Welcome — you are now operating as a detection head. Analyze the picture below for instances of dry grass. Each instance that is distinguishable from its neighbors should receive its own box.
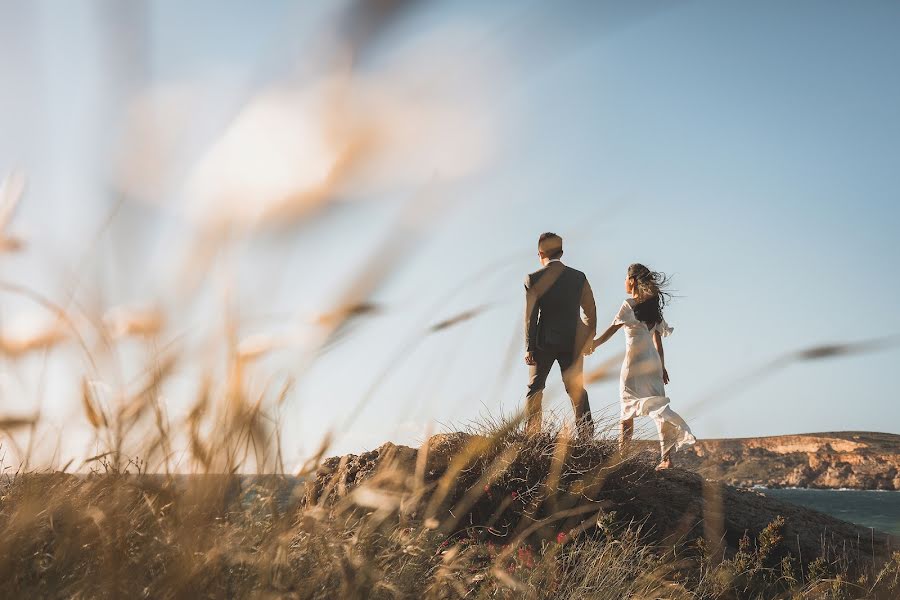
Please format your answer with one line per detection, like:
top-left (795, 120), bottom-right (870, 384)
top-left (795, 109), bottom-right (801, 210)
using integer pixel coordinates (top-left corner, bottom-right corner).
top-left (0, 465), bottom-right (895, 599)
top-left (1, 411), bottom-right (899, 598)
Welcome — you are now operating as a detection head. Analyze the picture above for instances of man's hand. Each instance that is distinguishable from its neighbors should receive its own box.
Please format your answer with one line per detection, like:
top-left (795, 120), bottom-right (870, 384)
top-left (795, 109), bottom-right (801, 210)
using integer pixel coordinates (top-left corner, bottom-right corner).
top-left (525, 352), bottom-right (536, 366)
top-left (662, 368), bottom-right (670, 385)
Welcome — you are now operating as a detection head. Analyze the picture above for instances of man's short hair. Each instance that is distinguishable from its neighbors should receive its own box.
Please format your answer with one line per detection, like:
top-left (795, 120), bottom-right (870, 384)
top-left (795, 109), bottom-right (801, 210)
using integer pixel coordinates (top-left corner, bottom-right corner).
top-left (538, 232), bottom-right (563, 259)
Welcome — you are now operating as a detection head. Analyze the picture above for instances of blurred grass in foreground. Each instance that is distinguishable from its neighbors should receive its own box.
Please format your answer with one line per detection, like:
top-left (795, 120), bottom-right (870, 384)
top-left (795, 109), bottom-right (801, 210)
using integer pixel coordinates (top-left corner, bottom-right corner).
top-left (1, 417), bottom-right (899, 598)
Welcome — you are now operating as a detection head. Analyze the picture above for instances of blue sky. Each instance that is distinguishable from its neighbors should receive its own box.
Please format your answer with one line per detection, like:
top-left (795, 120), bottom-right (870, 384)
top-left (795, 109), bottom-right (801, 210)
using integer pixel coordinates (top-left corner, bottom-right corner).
top-left (1, 1), bottom-right (898, 465)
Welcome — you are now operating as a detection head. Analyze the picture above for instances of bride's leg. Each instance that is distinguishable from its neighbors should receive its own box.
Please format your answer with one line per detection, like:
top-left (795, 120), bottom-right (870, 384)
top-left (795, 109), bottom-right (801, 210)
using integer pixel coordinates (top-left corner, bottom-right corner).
top-left (656, 420), bottom-right (675, 469)
top-left (619, 418), bottom-right (634, 453)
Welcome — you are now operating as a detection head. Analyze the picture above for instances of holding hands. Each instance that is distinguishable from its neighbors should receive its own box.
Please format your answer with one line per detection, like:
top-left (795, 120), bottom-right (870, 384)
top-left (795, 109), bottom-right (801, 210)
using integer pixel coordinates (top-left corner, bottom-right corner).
top-left (588, 323), bottom-right (671, 384)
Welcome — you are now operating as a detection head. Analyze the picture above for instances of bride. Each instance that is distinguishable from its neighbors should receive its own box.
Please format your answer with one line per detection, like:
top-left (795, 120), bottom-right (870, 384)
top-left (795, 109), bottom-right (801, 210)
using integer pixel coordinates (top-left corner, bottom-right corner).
top-left (591, 263), bottom-right (695, 469)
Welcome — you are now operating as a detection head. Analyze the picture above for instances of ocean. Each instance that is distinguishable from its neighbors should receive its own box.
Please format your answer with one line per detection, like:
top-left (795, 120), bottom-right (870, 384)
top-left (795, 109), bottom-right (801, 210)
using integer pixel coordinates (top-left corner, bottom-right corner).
top-left (761, 488), bottom-right (900, 536)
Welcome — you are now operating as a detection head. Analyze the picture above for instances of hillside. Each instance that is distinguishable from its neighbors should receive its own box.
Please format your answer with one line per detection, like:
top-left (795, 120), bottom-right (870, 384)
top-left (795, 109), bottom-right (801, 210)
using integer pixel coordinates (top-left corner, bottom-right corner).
top-left (4, 430), bottom-right (900, 598)
top-left (677, 431), bottom-right (900, 489)
top-left (306, 431), bottom-right (896, 565)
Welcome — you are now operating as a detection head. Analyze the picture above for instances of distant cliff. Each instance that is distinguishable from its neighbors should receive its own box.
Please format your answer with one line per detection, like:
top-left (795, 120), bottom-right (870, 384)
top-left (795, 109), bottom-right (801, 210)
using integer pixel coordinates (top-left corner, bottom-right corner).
top-left (678, 432), bottom-right (900, 489)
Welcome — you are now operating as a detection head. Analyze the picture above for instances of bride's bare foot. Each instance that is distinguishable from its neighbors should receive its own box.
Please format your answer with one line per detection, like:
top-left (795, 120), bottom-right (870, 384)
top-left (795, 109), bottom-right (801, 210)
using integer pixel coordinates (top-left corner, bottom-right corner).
top-left (655, 458), bottom-right (673, 471)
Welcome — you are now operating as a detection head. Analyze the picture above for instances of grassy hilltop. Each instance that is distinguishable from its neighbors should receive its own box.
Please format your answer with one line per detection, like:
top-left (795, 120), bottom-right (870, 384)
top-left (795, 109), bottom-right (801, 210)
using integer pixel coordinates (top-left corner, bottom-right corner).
top-left (2, 424), bottom-right (899, 599)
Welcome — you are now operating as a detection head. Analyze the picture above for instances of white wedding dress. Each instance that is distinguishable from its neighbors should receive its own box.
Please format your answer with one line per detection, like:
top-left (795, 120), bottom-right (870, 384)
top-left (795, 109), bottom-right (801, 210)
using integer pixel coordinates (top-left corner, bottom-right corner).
top-left (614, 298), bottom-right (696, 452)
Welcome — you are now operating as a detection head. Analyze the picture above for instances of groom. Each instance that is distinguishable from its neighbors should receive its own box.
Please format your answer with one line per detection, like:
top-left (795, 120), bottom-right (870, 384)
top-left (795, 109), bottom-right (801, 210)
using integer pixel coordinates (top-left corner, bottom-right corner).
top-left (524, 232), bottom-right (596, 438)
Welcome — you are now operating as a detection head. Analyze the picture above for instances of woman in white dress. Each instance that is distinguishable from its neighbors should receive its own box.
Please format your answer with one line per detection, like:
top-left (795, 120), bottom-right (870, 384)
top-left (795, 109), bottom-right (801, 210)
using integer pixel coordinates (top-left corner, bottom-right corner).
top-left (591, 264), bottom-right (695, 469)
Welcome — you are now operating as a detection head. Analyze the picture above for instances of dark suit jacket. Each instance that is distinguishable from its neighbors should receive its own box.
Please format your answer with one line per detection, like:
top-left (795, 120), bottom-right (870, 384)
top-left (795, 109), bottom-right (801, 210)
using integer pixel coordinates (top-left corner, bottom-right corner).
top-left (524, 261), bottom-right (597, 355)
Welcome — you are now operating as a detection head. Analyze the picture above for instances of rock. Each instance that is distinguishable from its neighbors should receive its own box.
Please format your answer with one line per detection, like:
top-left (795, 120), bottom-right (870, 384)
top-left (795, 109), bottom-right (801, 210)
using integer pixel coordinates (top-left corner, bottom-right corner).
top-left (303, 431), bottom-right (897, 569)
top-left (678, 432), bottom-right (900, 490)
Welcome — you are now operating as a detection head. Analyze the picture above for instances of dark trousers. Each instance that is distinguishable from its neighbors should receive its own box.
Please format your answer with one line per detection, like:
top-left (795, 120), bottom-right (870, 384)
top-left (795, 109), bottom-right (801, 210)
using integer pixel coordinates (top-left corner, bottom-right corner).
top-left (526, 349), bottom-right (593, 438)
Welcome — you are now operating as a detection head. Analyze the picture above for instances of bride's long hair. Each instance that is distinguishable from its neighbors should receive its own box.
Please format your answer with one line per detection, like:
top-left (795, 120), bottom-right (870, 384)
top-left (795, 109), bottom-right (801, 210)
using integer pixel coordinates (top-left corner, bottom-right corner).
top-left (628, 263), bottom-right (672, 328)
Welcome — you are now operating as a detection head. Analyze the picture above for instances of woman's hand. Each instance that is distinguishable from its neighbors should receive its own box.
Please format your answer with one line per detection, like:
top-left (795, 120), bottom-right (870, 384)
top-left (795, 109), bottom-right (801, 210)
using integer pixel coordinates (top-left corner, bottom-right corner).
top-left (653, 332), bottom-right (668, 385)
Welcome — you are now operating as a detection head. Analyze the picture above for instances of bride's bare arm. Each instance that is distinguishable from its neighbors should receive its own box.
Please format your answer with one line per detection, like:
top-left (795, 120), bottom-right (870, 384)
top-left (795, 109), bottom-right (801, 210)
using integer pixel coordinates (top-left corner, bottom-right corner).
top-left (592, 323), bottom-right (623, 350)
top-left (652, 330), bottom-right (670, 384)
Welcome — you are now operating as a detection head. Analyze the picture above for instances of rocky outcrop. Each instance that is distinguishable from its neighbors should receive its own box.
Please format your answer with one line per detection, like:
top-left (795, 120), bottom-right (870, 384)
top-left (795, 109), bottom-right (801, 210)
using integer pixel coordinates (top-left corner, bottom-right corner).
top-left (304, 431), bottom-right (896, 568)
top-left (677, 432), bottom-right (900, 489)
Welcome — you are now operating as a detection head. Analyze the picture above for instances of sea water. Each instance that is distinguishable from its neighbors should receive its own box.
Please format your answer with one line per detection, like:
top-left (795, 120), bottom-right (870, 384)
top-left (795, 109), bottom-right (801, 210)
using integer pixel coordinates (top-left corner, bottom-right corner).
top-left (761, 488), bottom-right (900, 536)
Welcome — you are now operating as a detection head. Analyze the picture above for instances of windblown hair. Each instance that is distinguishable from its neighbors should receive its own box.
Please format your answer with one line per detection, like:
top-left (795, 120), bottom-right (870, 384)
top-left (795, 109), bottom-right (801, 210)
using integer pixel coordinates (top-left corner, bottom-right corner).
top-left (538, 232), bottom-right (563, 259)
top-left (628, 263), bottom-right (672, 328)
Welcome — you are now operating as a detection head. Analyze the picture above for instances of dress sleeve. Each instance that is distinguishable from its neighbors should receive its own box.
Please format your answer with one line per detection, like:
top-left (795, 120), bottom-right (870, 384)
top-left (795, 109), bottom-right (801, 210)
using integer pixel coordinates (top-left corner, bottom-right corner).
top-left (612, 301), bottom-right (636, 326)
top-left (655, 318), bottom-right (674, 337)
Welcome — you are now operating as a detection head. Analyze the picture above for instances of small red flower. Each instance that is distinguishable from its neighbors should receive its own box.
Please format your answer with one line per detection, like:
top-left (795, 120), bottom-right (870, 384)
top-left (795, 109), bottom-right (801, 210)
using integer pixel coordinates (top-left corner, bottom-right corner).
top-left (556, 532), bottom-right (567, 544)
top-left (511, 491), bottom-right (518, 500)
top-left (517, 545), bottom-right (536, 568)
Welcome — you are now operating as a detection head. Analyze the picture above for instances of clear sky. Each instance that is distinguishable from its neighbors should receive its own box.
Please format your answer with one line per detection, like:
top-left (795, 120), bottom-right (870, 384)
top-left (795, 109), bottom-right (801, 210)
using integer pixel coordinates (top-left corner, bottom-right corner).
top-left (1, 1), bottom-right (899, 466)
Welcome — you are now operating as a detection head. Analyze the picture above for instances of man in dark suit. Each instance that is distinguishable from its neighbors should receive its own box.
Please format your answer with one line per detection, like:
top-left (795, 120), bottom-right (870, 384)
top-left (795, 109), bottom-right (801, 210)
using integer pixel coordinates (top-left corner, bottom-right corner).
top-left (524, 232), bottom-right (596, 438)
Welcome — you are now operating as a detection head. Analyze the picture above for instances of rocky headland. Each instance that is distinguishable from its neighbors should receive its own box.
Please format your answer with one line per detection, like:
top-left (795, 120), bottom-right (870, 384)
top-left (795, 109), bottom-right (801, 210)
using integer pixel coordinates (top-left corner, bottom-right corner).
top-left (676, 431), bottom-right (900, 489)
